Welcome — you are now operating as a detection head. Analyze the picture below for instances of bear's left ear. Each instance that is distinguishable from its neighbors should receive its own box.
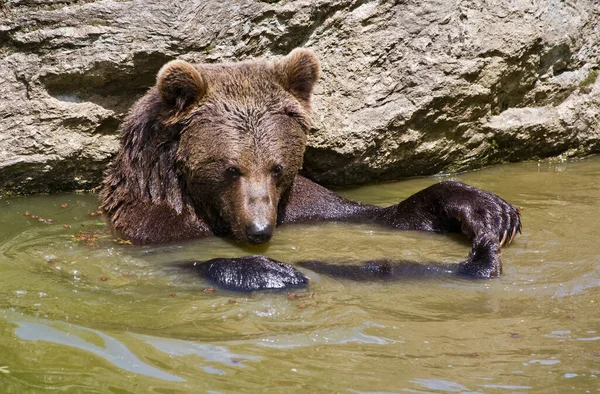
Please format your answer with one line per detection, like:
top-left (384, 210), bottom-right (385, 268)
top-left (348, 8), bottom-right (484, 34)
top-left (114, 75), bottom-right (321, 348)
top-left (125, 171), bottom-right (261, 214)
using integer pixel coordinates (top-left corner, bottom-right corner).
top-left (157, 60), bottom-right (206, 112)
top-left (276, 48), bottom-right (320, 104)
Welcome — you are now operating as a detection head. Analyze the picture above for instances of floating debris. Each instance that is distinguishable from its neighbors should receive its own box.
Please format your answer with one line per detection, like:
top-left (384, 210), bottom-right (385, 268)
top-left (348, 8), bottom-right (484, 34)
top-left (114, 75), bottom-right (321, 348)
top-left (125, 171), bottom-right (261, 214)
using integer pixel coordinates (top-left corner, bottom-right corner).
top-left (287, 292), bottom-right (314, 300)
top-left (290, 292), bottom-right (317, 308)
top-left (90, 209), bottom-right (103, 217)
top-left (72, 229), bottom-right (109, 248)
top-left (23, 211), bottom-right (54, 224)
top-left (297, 303), bottom-right (317, 309)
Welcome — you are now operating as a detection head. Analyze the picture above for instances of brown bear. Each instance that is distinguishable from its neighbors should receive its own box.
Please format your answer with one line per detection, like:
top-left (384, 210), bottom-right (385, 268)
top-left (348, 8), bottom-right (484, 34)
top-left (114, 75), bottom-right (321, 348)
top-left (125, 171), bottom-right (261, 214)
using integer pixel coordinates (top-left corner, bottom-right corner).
top-left (101, 49), bottom-right (521, 291)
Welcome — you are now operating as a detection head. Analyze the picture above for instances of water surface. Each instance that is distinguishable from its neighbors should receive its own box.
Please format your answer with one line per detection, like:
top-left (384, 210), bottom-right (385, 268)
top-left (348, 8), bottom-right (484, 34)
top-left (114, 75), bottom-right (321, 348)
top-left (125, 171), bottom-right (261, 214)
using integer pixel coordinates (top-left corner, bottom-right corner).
top-left (0, 157), bottom-right (599, 393)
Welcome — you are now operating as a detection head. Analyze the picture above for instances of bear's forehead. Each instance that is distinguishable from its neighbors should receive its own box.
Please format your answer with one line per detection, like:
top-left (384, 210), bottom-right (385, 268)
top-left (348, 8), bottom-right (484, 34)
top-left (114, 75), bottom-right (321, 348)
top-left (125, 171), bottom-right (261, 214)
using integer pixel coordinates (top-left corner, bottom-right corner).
top-left (184, 116), bottom-right (299, 150)
top-left (181, 130), bottom-right (301, 171)
top-left (194, 100), bottom-right (287, 133)
top-left (176, 60), bottom-right (308, 163)
top-left (201, 62), bottom-right (285, 98)
top-left (180, 110), bottom-right (305, 167)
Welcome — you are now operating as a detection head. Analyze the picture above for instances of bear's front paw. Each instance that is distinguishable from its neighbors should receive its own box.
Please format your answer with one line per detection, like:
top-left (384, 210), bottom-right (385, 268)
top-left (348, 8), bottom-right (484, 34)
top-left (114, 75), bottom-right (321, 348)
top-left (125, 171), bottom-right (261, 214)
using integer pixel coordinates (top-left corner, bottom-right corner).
top-left (439, 181), bottom-right (522, 246)
top-left (199, 255), bottom-right (309, 292)
top-left (457, 235), bottom-right (502, 278)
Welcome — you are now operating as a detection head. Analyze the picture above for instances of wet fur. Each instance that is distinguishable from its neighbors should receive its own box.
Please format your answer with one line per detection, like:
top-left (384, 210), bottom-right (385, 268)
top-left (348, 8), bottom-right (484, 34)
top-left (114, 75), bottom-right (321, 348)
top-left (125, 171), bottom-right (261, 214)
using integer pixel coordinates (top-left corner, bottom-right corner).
top-left (101, 50), bottom-right (521, 291)
top-left (101, 52), bottom-right (315, 243)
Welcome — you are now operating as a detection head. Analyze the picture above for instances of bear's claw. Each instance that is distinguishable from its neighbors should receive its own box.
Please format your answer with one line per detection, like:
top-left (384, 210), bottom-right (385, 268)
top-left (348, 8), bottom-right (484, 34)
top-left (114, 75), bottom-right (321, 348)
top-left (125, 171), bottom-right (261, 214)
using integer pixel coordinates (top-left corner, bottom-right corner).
top-left (437, 180), bottom-right (522, 248)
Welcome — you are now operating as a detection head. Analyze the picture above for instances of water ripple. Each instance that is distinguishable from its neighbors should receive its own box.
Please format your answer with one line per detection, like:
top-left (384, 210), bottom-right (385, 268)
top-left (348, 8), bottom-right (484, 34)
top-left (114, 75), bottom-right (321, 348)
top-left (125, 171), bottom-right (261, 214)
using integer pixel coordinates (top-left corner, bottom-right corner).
top-left (13, 320), bottom-right (184, 382)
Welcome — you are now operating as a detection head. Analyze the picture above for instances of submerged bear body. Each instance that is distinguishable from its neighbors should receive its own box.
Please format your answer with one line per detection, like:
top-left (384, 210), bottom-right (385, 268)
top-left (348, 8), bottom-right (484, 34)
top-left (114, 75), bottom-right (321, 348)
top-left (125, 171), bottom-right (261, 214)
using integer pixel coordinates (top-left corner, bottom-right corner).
top-left (101, 50), bottom-right (521, 291)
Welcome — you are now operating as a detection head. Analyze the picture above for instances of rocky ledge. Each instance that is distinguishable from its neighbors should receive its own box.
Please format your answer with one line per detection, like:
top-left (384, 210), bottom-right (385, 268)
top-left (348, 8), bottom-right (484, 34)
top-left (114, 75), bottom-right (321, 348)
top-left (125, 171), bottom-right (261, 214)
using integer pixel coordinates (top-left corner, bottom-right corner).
top-left (0, 0), bottom-right (598, 193)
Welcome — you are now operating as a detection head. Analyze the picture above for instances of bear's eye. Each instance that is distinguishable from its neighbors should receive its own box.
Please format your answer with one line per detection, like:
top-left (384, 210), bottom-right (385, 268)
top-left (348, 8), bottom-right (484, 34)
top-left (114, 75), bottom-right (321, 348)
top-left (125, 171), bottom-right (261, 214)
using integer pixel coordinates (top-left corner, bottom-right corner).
top-left (284, 109), bottom-right (301, 119)
top-left (280, 108), bottom-right (304, 125)
top-left (270, 164), bottom-right (284, 179)
top-left (225, 166), bottom-right (241, 180)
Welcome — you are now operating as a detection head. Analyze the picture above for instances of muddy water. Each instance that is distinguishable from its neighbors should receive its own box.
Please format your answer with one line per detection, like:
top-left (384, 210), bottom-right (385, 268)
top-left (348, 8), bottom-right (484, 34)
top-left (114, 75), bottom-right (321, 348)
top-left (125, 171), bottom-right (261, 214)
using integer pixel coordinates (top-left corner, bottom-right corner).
top-left (0, 157), bottom-right (599, 393)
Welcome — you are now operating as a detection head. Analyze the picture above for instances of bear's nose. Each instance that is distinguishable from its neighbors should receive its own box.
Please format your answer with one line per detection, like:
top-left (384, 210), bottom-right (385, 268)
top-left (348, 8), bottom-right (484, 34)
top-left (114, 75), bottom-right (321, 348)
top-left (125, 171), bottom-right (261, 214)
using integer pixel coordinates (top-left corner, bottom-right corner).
top-left (245, 223), bottom-right (274, 245)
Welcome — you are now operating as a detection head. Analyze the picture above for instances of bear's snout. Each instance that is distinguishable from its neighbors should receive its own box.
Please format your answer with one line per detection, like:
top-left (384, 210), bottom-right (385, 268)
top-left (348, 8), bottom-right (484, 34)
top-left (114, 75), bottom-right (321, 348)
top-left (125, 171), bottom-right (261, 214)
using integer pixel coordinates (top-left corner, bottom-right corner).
top-left (231, 174), bottom-right (279, 245)
top-left (245, 222), bottom-right (274, 245)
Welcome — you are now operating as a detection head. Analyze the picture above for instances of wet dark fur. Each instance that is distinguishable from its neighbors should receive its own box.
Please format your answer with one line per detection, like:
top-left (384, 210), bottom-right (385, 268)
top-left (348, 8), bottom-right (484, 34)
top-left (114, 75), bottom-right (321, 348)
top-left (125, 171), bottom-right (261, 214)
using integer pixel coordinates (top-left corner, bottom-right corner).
top-left (179, 256), bottom-right (309, 292)
top-left (101, 52), bottom-right (314, 244)
top-left (101, 49), bottom-right (521, 291)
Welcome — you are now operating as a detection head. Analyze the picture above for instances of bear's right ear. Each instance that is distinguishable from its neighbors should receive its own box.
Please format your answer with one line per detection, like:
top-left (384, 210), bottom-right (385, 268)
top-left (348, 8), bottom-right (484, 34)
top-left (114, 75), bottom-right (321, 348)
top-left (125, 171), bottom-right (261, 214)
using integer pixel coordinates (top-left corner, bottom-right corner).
top-left (276, 48), bottom-right (320, 104)
top-left (157, 60), bottom-right (206, 112)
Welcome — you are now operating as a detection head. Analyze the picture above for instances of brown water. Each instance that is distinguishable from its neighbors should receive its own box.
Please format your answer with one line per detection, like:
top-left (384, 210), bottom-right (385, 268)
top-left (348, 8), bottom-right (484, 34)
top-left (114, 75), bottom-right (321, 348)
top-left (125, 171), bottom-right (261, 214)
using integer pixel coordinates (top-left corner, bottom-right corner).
top-left (0, 157), bottom-right (599, 393)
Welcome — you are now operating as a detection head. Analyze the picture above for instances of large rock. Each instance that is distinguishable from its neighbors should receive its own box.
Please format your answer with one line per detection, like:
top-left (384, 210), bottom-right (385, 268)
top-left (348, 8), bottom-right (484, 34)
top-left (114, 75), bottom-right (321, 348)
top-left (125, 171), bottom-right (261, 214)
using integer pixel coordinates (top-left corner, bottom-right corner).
top-left (1, 0), bottom-right (598, 193)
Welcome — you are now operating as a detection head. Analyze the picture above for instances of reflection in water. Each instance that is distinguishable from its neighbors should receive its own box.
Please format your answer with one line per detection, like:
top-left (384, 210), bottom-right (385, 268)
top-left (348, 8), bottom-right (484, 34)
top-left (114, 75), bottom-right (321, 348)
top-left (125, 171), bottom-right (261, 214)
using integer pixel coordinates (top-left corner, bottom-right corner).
top-left (10, 314), bottom-right (264, 382)
top-left (411, 379), bottom-right (534, 392)
top-left (0, 157), bottom-right (599, 392)
top-left (13, 319), bottom-right (185, 382)
top-left (552, 267), bottom-right (600, 298)
top-left (480, 384), bottom-right (532, 390)
top-left (249, 323), bottom-right (392, 349)
top-left (528, 359), bottom-right (560, 365)
top-left (134, 333), bottom-right (260, 366)
top-left (203, 366), bottom-right (226, 375)
top-left (410, 378), bottom-right (471, 392)
top-left (577, 336), bottom-right (600, 341)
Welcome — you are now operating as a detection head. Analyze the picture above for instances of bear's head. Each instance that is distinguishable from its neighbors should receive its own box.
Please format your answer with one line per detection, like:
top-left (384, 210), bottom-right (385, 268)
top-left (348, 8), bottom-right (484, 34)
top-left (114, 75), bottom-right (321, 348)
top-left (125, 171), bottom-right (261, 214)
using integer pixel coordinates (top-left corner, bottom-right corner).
top-left (156, 49), bottom-right (320, 245)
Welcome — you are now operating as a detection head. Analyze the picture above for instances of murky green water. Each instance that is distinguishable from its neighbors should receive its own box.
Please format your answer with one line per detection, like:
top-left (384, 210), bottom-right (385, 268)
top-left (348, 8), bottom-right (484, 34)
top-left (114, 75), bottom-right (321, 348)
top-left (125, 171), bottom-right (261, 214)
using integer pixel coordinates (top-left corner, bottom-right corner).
top-left (0, 157), bottom-right (599, 393)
